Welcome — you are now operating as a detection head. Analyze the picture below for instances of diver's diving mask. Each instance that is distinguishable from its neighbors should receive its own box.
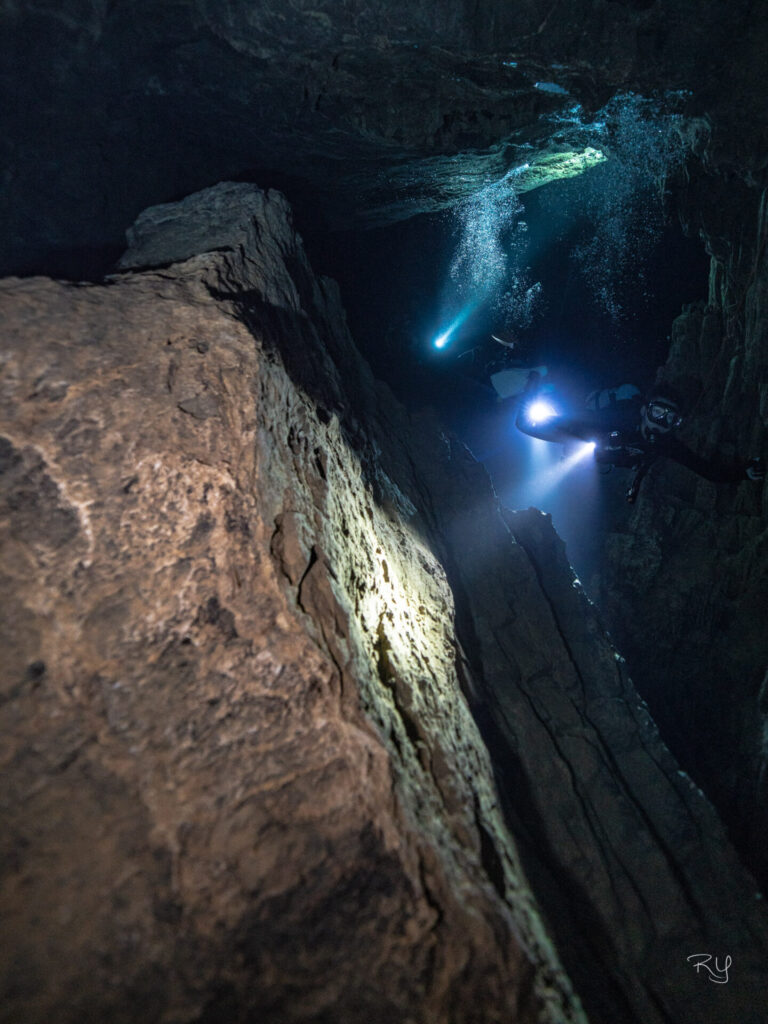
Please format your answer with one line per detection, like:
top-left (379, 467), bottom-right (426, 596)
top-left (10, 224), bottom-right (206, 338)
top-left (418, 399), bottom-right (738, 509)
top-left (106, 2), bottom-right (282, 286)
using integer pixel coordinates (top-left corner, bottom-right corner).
top-left (642, 399), bottom-right (682, 435)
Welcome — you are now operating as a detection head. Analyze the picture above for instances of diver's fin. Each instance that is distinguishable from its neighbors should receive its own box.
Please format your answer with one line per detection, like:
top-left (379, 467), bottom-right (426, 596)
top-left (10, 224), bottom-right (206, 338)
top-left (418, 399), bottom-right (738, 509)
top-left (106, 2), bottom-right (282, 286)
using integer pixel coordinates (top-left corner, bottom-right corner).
top-left (491, 332), bottom-right (516, 349)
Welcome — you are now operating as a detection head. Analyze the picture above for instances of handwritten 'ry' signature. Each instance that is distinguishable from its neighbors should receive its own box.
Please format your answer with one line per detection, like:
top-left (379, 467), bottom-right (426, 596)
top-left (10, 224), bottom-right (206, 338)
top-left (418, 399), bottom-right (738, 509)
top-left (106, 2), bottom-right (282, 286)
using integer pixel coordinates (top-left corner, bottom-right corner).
top-left (687, 954), bottom-right (732, 984)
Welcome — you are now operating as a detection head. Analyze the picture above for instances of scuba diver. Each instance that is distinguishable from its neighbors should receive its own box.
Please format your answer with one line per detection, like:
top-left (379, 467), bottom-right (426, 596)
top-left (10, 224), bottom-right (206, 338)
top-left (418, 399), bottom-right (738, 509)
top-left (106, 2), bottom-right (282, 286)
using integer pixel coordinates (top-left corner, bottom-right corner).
top-left (515, 374), bottom-right (765, 503)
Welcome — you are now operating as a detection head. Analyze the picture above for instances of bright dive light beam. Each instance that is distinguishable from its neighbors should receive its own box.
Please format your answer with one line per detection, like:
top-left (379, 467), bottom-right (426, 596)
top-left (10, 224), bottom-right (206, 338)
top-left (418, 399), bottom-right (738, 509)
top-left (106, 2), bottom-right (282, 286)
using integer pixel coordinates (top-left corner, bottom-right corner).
top-left (528, 441), bottom-right (596, 500)
top-left (565, 440), bottom-right (597, 463)
top-left (527, 399), bottom-right (558, 424)
top-left (432, 304), bottom-right (476, 349)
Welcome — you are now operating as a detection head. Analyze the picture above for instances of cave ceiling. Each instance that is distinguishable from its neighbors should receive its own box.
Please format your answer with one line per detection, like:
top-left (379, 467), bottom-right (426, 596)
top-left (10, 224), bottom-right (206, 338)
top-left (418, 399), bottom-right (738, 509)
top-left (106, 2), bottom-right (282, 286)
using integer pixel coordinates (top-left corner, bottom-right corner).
top-left (1, 0), bottom-right (767, 277)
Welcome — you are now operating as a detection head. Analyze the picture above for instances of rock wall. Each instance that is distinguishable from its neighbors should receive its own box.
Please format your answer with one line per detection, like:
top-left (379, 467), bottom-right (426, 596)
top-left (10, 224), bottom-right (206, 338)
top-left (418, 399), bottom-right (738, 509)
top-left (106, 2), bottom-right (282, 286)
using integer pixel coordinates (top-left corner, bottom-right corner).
top-left (595, 177), bottom-right (768, 888)
top-left (0, 184), bottom-right (582, 1024)
top-left (2, 0), bottom-right (766, 275)
top-left (3, 183), bottom-right (768, 1024)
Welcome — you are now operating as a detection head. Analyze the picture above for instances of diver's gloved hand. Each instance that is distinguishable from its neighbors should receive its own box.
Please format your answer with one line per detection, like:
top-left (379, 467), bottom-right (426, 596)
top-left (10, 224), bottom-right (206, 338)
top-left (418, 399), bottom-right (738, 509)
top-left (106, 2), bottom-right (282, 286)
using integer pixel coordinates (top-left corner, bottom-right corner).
top-left (746, 457), bottom-right (765, 481)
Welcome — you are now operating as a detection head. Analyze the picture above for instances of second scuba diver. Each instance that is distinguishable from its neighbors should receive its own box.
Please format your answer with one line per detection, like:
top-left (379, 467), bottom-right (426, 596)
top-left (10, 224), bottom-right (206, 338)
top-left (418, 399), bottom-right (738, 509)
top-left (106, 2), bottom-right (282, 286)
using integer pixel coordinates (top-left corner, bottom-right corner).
top-left (515, 374), bottom-right (765, 503)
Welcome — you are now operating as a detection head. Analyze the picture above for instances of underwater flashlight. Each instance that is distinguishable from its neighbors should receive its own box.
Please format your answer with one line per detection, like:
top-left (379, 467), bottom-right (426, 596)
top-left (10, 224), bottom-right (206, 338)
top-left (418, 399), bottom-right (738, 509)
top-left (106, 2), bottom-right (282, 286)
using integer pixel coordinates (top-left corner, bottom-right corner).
top-left (432, 303), bottom-right (477, 350)
top-left (527, 399), bottom-right (558, 425)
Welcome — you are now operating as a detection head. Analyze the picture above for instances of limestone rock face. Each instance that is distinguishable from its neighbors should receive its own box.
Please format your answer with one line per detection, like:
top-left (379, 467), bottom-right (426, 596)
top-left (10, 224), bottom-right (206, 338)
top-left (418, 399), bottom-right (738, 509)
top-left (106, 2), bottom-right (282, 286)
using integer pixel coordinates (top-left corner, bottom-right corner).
top-left (3, 182), bottom-right (768, 1024)
top-left (0, 184), bottom-right (580, 1024)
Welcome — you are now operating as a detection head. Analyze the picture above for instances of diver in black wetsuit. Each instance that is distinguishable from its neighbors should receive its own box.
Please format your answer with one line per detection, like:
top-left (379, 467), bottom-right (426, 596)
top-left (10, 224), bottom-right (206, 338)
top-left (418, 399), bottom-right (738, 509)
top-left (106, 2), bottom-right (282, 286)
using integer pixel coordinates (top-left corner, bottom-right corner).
top-left (516, 380), bottom-right (765, 503)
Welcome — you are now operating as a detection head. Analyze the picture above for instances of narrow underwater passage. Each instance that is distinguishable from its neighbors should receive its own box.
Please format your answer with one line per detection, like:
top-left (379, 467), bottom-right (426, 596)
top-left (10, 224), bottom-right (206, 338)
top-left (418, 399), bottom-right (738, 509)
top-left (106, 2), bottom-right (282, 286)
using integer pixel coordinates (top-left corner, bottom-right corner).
top-left (457, 404), bottom-right (615, 587)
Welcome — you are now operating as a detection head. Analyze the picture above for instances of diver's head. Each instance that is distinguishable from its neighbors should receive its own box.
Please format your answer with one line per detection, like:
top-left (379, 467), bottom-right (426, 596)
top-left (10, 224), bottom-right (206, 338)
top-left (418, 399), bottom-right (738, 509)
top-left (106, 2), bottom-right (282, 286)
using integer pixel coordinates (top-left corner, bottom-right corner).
top-left (640, 394), bottom-right (683, 439)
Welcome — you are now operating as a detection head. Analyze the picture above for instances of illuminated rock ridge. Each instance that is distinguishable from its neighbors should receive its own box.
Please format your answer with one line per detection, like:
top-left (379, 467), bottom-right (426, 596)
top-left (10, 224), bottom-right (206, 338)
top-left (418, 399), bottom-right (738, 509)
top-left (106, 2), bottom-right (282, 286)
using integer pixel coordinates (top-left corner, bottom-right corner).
top-left (2, 183), bottom-right (768, 1024)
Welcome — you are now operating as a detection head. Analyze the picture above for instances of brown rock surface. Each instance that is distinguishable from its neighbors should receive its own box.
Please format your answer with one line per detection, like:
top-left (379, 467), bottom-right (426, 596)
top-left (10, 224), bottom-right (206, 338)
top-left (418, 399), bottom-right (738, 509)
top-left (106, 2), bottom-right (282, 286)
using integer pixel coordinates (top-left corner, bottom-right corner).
top-left (3, 182), bottom-right (768, 1024)
top-left (0, 185), bottom-right (580, 1024)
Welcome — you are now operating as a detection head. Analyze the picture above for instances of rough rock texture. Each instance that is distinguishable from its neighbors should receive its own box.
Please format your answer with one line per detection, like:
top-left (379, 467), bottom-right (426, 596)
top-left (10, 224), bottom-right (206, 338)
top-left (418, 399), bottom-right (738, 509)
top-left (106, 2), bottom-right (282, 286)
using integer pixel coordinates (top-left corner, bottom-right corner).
top-left (3, 183), bottom-right (768, 1024)
top-left (0, 184), bottom-right (582, 1024)
top-left (397, 419), bottom-right (768, 1023)
top-left (2, 0), bottom-right (767, 275)
top-left (595, 183), bottom-right (768, 888)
